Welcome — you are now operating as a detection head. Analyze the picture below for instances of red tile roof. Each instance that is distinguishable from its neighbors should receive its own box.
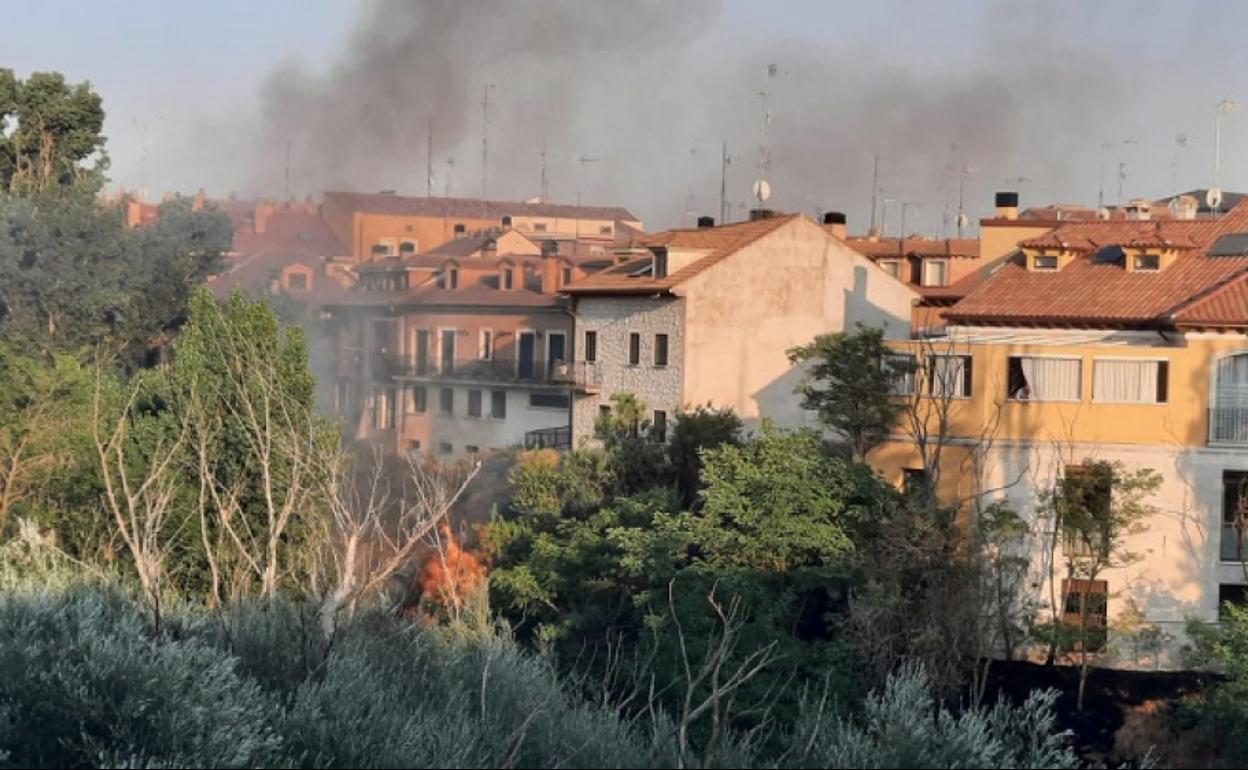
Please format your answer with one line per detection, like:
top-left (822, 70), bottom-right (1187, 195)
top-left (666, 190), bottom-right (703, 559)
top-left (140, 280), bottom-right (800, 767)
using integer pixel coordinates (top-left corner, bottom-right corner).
top-left (322, 191), bottom-right (639, 224)
top-left (562, 214), bottom-right (800, 295)
top-left (946, 201), bottom-right (1248, 327)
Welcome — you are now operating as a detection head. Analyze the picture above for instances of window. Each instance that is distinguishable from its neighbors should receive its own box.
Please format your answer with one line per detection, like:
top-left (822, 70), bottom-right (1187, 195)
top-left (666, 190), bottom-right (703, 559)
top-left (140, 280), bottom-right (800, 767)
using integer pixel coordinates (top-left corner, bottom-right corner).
top-left (534, 222), bottom-right (547, 232)
top-left (468, 389), bottom-right (482, 417)
top-left (584, 331), bottom-right (598, 362)
top-left (1134, 253), bottom-right (1161, 271)
top-left (287, 272), bottom-right (309, 291)
top-left (466, 444), bottom-right (480, 454)
top-left (408, 439), bottom-right (421, 451)
top-left (629, 333), bottom-right (641, 365)
top-left (928, 355), bottom-right (972, 398)
top-left (530, 392), bottom-right (571, 409)
top-left (654, 334), bottom-right (669, 367)
top-left (1092, 359), bottom-right (1168, 404)
top-left (880, 260), bottom-right (902, 279)
top-left (885, 353), bottom-right (917, 395)
top-left (653, 250), bottom-right (668, 279)
top-left (1033, 254), bottom-right (1059, 270)
top-left (373, 387), bottom-right (396, 430)
top-left (902, 468), bottom-right (928, 496)
top-left (448, 268), bottom-right (459, 289)
top-left (653, 410), bottom-right (667, 442)
top-left (440, 387), bottom-right (454, 415)
top-left (439, 442), bottom-right (453, 455)
top-left (1221, 584), bottom-right (1248, 620)
top-left (922, 259), bottom-right (948, 287)
top-left (596, 404), bottom-right (611, 436)
top-left (1061, 579), bottom-right (1108, 651)
top-left (479, 330), bottom-right (494, 361)
top-left (1062, 465), bottom-right (1112, 558)
top-left (562, 266), bottom-right (573, 286)
top-left (501, 268), bottom-right (513, 290)
top-left (599, 224), bottom-right (612, 235)
top-left (1007, 356), bottom-right (1081, 401)
top-left (410, 385), bottom-right (427, 413)
top-left (491, 390), bottom-right (507, 419)
top-left (1222, 471), bottom-right (1248, 561)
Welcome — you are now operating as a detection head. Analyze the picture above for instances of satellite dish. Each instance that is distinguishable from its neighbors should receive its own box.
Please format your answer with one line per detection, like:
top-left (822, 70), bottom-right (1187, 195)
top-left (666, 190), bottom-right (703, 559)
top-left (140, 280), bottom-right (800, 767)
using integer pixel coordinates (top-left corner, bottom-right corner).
top-left (955, 213), bottom-right (970, 229)
top-left (1208, 187), bottom-right (1224, 210)
top-left (752, 179), bottom-right (772, 202)
top-left (1097, 207), bottom-right (1111, 220)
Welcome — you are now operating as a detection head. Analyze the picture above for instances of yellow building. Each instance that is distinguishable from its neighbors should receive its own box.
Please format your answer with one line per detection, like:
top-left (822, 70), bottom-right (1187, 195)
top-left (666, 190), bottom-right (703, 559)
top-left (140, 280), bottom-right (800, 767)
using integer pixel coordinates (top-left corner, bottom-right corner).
top-left (871, 195), bottom-right (1248, 667)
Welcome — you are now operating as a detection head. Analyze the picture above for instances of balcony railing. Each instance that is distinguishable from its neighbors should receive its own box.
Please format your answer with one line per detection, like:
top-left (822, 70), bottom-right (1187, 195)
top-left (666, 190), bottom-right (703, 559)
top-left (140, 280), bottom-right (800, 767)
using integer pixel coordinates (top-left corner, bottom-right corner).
top-left (1209, 407), bottom-right (1248, 444)
top-left (551, 361), bottom-right (602, 393)
top-left (525, 425), bottom-right (571, 450)
top-left (372, 354), bottom-right (569, 384)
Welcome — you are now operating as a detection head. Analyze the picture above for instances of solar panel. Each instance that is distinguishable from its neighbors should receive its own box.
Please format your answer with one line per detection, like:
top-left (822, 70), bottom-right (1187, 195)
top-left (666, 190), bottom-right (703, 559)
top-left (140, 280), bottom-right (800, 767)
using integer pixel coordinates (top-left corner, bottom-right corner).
top-left (1209, 233), bottom-right (1248, 257)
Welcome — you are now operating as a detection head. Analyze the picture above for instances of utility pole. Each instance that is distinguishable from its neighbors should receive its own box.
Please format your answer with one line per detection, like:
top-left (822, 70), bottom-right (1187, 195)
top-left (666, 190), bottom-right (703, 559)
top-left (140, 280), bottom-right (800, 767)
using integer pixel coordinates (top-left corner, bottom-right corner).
top-left (427, 117), bottom-right (434, 197)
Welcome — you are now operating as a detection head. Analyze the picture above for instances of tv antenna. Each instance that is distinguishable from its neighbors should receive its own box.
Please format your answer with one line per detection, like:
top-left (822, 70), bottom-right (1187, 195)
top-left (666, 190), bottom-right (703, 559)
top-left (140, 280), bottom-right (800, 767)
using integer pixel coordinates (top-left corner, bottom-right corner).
top-left (426, 117), bottom-right (435, 197)
top-left (1215, 99), bottom-right (1243, 188)
top-left (538, 138), bottom-right (550, 201)
top-left (444, 157), bottom-right (457, 198)
top-left (1171, 132), bottom-right (1190, 191)
top-left (899, 201), bottom-right (920, 240)
top-left (1097, 139), bottom-right (1114, 209)
top-left (576, 153), bottom-right (601, 233)
top-left (481, 83), bottom-right (495, 200)
top-left (869, 153), bottom-right (881, 234)
top-left (1116, 139), bottom-right (1137, 205)
top-left (720, 141), bottom-right (739, 223)
top-left (880, 195), bottom-right (897, 237)
top-left (686, 147), bottom-right (700, 225)
top-left (754, 62), bottom-right (781, 205)
top-left (1208, 186), bottom-right (1225, 213)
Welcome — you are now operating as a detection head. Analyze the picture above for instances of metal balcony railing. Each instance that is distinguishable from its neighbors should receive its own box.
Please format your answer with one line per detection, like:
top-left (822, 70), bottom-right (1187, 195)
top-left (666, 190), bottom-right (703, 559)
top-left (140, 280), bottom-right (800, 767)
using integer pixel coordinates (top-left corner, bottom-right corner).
top-left (1209, 407), bottom-right (1248, 445)
top-left (551, 361), bottom-right (602, 392)
top-left (372, 354), bottom-right (568, 384)
top-left (525, 425), bottom-right (571, 450)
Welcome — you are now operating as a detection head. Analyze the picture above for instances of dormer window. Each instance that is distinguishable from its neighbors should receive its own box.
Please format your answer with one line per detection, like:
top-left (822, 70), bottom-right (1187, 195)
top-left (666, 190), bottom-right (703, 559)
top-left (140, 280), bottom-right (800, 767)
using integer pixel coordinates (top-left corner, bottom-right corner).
top-left (653, 248), bottom-right (668, 279)
top-left (1134, 253), bottom-right (1161, 271)
top-left (880, 259), bottom-right (902, 279)
top-left (922, 259), bottom-right (948, 287)
top-left (448, 268), bottom-right (459, 289)
top-left (534, 222), bottom-right (547, 232)
top-left (1033, 254), bottom-right (1059, 271)
top-left (501, 267), bottom-right (514, 290)
top-left (562, 265), bottom-right (573, 286)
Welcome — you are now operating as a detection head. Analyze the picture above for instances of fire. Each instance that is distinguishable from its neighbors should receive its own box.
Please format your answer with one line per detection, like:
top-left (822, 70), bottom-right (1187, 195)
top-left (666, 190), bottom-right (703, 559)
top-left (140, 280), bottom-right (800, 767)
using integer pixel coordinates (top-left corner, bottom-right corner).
top-left (417, 523), bottom-right (487, 614)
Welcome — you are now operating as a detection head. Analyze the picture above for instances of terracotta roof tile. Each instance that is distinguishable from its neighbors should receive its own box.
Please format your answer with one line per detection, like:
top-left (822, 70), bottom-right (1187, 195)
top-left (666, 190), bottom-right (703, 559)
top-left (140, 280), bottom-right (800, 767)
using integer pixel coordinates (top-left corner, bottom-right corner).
top-left (946, 201), bottom-right (1248, 327)
top-left (845, 237), bottom-right (980, 260)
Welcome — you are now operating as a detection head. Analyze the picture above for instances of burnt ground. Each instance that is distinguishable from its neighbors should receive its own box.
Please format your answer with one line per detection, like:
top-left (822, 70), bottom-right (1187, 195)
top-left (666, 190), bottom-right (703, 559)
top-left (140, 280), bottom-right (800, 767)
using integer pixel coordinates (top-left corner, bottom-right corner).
top-left (982, 660), bottom-right (1220, 767)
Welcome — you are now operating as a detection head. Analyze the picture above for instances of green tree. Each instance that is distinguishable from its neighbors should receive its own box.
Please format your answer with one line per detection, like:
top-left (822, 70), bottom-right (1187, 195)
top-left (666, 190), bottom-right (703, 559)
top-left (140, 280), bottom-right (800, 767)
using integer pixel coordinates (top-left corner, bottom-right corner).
top-left (0, 69), bottom-right (107, 194)
top-left (788, 324), bottom-right (910, 462)
top-left (667, 404), bottom-right (742, 509)
top-left (594, 392), bottom-right (671, 496)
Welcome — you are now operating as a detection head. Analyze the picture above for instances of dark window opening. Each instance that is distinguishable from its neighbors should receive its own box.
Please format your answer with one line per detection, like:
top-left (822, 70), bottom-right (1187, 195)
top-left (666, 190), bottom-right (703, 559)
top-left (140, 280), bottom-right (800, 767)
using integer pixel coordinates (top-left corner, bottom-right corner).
top-left (629, 333), bottom-right (641, 365)
top-left (653, 410), bottom-right (667, 442)
top-left (1061, 578), bottom-right (1108, 652)
top-left (1220, 584), bottom-right (1248, 621)
top-left (654, 334), bottom-right (669, 367)
top-left (530, 392), bottom-right (571, 409)
top-left (584, 331), bottom-right (598, 362)
top-left (411, 385), bottom-right (427, 413)
top-left (468, 389), bottom-right (482, 418)
top-left (491, 390), bottom-right (507, 419)
top-left (440, 387), bottom-right (454, 415)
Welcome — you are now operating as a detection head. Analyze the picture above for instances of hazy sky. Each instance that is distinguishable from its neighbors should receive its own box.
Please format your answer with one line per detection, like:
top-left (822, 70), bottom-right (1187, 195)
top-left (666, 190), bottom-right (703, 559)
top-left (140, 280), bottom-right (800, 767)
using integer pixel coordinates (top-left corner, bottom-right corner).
top-left (9, 0), bottom-right (1248, 233)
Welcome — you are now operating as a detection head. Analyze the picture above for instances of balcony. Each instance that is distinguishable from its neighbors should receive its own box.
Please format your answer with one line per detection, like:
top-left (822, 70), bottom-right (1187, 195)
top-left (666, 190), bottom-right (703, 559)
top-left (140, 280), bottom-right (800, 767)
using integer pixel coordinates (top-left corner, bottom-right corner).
top-left (373, 354), bottom-right (570, 386)
top-left (524, 425), bottom-right (571, 450)
top-left (551, 361), bottom-right (602, 394)
top-left (1209, 407), bottom-right (1248, 445)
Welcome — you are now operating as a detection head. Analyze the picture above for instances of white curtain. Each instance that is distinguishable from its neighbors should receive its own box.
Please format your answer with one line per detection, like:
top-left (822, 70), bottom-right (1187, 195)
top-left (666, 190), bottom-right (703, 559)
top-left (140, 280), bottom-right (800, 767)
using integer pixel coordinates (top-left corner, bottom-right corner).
top-left (1217, 354), bottom-right (1248, 407)
top-left (886, 354), bottom-right (916, 395)
top-left (1093, 359), bottom-right (1159, 403)
top-left (1019, 357), bottom-right (1080, 401)
top-left (930, 356), bottom-right (967, 398)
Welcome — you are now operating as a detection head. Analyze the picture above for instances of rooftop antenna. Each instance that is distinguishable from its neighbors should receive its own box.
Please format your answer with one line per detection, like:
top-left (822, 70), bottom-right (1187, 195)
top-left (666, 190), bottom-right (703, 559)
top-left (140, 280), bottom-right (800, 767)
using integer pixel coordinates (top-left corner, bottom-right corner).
top-left (1215, 99), bottom-right (1243, 189)
top-left (880, 194), bottom-right (897, 238)
top-left (538, 138), bottom-right (550, 201)
top-left (1097, 139), bottom-right (1113, 209)
top-left (956, 164), bottom-right (978, 238)
top-left (283, 140), bottom-right (291, 202)
top-left (576, 153), bottom-right (600, 238)
top-left (1171, 132), bottom-right (1189, 191)
top-left (426, 117), bottom-right (435, 198)
top-left (481, 83), bottom-right (495, 200)
top-left (754, 62), bottom-right (781, 206)
top-left (444, 157), bottom-right (457, 198)
top-left (869, 153), bottom-right (881, 234)
top-left (719, 141), bottom-right (738, 224)
top-left (686, 147), bottom-right (699, 225)
top-left (1116, 139), bottom-right (1137, 206)
top-left (899, 200), bottom-right (920, 240)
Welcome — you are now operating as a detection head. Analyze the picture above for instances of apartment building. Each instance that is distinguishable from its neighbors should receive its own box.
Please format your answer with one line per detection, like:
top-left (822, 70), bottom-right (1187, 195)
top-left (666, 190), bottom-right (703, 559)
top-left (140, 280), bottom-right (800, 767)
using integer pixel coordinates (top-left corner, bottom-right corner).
top-left (322, 232), bottom-right (615, 458)
top-left (870, 195), bottom-right (1248, 666)
top-left (320, 190), bottom-right (642, 264)
top-left (561, 211), bottom-right (918, 445)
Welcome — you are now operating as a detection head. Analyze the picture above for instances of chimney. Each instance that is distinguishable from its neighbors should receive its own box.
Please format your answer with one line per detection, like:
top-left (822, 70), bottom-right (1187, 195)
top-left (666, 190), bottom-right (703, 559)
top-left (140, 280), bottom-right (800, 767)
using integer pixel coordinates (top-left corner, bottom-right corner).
top-left (501, 215), bottom-right (512, 229)
top-left (994, 191), bottom-right (1019, 221)
top-left (1175, 194), bottom-right (1199, 220)
top-left (453, 223), bottom-right (466, 236)
top-left (866, 225), bottom-right (881, 243)
top-left (541, 253), bottom-right (561, 294)
top-left (541, 239), bottom-right (560, 257)
top-left (254, 201), bottom-right (277, 235)
top-left (823, 211), bottom-right (847, 240)
top-left (748, 208), bottom-right (777, 221)
top-left (1126, 197), bottom-right (1152, 221)
top-left (697, 215), bottom-right (715, 228)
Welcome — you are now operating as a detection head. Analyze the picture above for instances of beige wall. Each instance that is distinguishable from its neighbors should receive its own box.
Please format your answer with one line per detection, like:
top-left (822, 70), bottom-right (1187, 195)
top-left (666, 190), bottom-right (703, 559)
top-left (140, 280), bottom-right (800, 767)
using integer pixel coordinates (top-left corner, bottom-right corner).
top-left (678, 216), bottom-right (916, 430)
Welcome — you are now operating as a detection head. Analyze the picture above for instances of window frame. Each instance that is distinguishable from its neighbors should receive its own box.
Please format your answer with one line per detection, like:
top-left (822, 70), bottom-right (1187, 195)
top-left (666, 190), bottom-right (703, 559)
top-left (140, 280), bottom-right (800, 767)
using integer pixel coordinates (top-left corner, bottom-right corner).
top-left (1033, 253), bottom-right (1060, 271)
top-left (654, 334), bottom-right (669, 367)
top-left (410, 385), bottom-right (427, 414)
top-left (479, 329), bottom-right (494, 361)
top-left (467, 389), bottom-right (483, 418)
top-left (1006, 355), bottom-right (1083, 403)
top-left (926, 354), bottom-right (973, 399)
top-left (1090, 356), bottom-right (1169, 405)
top-left (922, 258), bottom-right (949, 287)
top-left (439, 387), bottom-right (454, 415)
top-left (490, 390), bottom-right (507, 420)
top-left (584, 330), bottom-right (598, 363)
top-left (1134, 253), bottom-right (1161, 272)
top-left (628, 333), bottom-right (641, 366)
top-left (879, 259), bottom-right (902, 279)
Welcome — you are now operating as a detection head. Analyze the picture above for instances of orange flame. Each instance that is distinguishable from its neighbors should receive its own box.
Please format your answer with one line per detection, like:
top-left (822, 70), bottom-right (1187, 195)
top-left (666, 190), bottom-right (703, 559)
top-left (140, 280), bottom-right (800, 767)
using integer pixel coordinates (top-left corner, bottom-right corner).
top-left (418, 523), bottom-right (487, 613)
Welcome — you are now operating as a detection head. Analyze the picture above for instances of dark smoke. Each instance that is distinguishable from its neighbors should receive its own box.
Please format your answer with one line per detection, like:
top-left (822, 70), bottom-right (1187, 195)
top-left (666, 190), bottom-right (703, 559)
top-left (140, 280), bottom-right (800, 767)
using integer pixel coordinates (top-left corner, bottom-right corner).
top-left (240, 0), bottom-right (1134, 233)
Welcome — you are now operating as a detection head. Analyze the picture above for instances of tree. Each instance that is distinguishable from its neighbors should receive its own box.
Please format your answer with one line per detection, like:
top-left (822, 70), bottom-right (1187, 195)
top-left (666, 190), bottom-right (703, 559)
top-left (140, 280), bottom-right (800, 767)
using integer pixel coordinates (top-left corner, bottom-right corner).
top-left (0, 69), bottom-right (107, 194)
top-left (667, 404), bottom-right (742, 509)
top-left (788, 324), bottom-right (910, 462)
top-left (1036, 459), bottom-right (1160, 711)
top-left (594, 392), bottom-right (672, 496)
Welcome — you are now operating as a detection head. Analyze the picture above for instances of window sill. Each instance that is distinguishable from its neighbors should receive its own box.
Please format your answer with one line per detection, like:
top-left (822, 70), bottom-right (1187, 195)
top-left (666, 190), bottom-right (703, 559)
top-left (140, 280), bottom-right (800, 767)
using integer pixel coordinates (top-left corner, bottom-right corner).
top-left (1091, 400), bottom-right (1166, 406)
top-left (1006, 398), bottom-right (1083, 404)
